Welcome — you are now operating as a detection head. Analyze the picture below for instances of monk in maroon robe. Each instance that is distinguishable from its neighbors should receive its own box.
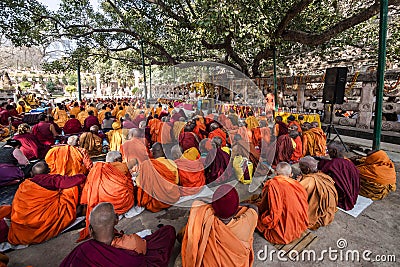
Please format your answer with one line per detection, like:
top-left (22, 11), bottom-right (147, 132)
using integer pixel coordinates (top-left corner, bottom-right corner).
top-left (13, 123), bottom-right (49, 160)
top-left (178, 124), bottom-right (200, 152)
top-left (63, 115), bottom-right (82, 135)
top-left (273, 134), bottom-right (294, 167)
top-left (204, 137), bottom-right (232, 185)
top-left (31, 114), bottom-right (58, 146)
top-left (318, 142), bottom-right (360, 210)
top-left (83, 110), bottom-right (100, 131)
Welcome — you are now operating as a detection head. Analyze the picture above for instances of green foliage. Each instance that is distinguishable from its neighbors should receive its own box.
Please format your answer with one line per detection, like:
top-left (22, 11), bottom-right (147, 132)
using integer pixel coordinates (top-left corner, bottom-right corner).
top-left (62, 76), bottom-right (68, 85)
top-left (67, 75), bottom-right (78, 86)
top-left (22, 75), bottom-right (28, 81)
top-left (46, 80), bottom-right (55, 92)
top-left (19, 81), bottom-right (32, 90)
top-left (65, 85), bottom-right (77, 96)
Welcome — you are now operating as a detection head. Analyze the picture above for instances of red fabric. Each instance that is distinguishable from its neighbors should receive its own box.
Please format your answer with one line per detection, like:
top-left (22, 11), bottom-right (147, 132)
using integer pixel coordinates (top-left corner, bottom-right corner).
top-left (204, 148), bottom-right (232, 184)
top-left (83, 115), bottom-right (100, 131)
top-left (13, 133), bottom-right (49, 160)
top-left (273, 134), bottom-right (293, 166)
top-left (63, 118), bottom-right (82, 134)
top-left (32, 121), bottom-right (55, 145)
top-left (178, 132), bottom-right (199, 151)
top-left (291, 136), bottom-right (303, 162)
top-left (212, 185), bottom-right (239, 219)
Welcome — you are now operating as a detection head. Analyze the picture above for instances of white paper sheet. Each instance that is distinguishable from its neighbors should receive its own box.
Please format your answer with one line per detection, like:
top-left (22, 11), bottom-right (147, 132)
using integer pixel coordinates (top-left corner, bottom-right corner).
top-left (339, 195), bottom-right (373, 218)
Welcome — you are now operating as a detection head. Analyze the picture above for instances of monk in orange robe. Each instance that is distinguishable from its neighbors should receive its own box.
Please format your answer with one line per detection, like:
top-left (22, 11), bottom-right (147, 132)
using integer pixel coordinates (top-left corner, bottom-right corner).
top-left (287, 115), bottom-right (302, 134)
top-left (182, 185), bottom-right (258, 267)
top-left (7, 162), bottom-right (86, 245)
top-left (53, 105), bottom-right (69, 128)
top-left (302, 121), bottom-right (326, 157)
top-left (355, 150), bottom-right (396, 200)
top-left (299, 156), bottom-right (338, 230)
top-left (208, 123), bottom-right (227, 147)
top-left (289, 126), bottom-right (303, 163)
top-left (193, 116), bottom-right (207, 139)
top-left (171, 145), bottom-right (205, 196)
top-left (136, 143), bottom-right (180, 212)
top-left (45, 136), bottom-right (93, 176)
top-left (78, 151), bottom-right (135, 241)
top-left (256, 162), bottom-right (308, 244)
top-left (69, 102), bottom-right (81, 118)
top-left (148, 115), bottom-right (162, 144)
top-left (121, 128), bottom-right (150, 165)
top-left (158, 118), bottom-right (173, 144)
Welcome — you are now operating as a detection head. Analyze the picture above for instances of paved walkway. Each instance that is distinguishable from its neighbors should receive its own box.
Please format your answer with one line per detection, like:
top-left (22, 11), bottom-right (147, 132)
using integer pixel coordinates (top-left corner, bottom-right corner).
top-left (4, 135), bottom-right (400, 267)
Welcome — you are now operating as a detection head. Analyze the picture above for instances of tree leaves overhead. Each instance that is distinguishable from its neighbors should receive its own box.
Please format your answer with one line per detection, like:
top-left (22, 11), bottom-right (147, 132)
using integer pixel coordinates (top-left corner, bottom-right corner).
top-left (1, 0), bottom-right (399, 77)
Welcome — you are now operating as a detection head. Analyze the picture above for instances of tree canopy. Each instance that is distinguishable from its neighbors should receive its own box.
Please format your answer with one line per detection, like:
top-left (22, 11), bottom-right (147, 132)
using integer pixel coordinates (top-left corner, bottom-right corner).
top-left (1, 0), bottom-right (399, 77)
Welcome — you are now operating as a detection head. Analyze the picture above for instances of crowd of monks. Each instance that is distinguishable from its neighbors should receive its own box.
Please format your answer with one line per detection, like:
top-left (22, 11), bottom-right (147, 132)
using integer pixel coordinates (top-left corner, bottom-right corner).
top-left (0, 97), bottom-right (397, 267)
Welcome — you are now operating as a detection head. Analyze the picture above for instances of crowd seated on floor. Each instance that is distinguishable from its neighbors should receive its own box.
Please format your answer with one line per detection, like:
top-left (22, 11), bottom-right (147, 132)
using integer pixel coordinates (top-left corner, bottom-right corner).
top-left (0, 97), bottom-right (396, 266)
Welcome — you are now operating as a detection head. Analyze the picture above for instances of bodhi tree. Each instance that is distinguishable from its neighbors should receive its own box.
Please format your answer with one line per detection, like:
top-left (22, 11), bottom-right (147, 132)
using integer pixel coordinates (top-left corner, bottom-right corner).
top-left (1, 0), bottom-right (399, 77)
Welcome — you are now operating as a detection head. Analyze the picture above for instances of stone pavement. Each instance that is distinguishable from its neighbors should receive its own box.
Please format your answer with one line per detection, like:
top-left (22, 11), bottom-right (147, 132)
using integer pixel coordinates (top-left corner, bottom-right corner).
top-left (4, 136), bottom-right (400, 267)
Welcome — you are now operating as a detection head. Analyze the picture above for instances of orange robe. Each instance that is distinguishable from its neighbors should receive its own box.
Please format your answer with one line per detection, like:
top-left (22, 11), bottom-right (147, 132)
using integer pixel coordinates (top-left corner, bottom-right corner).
top-left (107, 128), bottom-right (123, 151)
top-left (302, 128), bottom-right (326, 157)
top-left (300, 172), bottom-right (338, 230)
top-left (69, 107), bottom-right (81, 117)
top-left (8, 179), bottom-right (79, 245)
top-left (182, 201), bottom-right (257, 267)
top-left (288, 121), bottom-right (302, 133)
top-left (45, 145), bottom-right (92, 175)
top-left (208, 128), bottom-right (227, 147)
top-left (136, 159), bottom-right (180, 212)
top-left (77, 111), bottom-right (89, 126)
top-left (257, 175), bottom-right (308, 244)
top-left (53, 109), bottom-right (69, 128)
top-left (236, 126), bottom-right (252, 143)
top-left (121, 137), bottom-right (150, 164)
top-left (79, 162), bottom-right (134, 241)
top-left (357, 150), bottom-right (397, 200)
top-left (175, 151), bottom-right (205, 196)
top-left (159, 122), bottom-right (172, 144)
top-left (87, 107), bottom-right (98, 117)
top-left (193, 120), bottom-right (206, 139)
top-left (98, 110), bottom-right (106, 124)
top-left (291, 136), bottom-right (303, 162)
top-left (148, 118), bottom-right (162, 143)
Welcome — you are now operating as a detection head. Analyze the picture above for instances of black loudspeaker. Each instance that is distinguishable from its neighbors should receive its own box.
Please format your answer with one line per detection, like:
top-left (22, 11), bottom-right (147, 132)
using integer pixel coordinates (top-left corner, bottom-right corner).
top-left (323, 67), bottom-right (348, 104)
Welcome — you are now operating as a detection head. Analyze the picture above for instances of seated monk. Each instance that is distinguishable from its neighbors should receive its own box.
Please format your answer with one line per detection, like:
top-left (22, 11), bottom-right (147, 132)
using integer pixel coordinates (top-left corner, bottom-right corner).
top-left (208, 122), bottom-right (228, 147)
top-left (172, 117), bottom-right (186, 141)
top-left (63, 115), bottom-right (82, 135)
top-left (232, 134), bottom-right (260, 169)
top-left (256, 162), bottom-right (308, 244)
top-left (136, 142), bottom-right (180, 212)
top-left (45, 135), bottom-right (93, 176)
top-left (13, 123), bottom-right (49, 160)
top-left (171, 145), bottom-right (205, 196)
top-left (287, 115), bottom-right (302, 134)
top-left (31, 114), bottom-right (58, 146)
top-left (178, 123), bottom-right (200, 151)
top-left (272, 132), bottom-right (294, 167)
top-left (204, 137), bottom-right (232, 185)
top-left (79, 151), bottom-right (134, 241)
top-left (61, 203), bottom-right (176, 267)
top-left (121, 128), bottom-right (150, 166)
top-left (0, 139), bottom-right (29, 187)
top-left (356, 150), bottom-right (396, 200)
top-left (77, 107), bottom-right (89, 126)
top-left (53, 104), bottom-right (69, 128)
top-left (83, 110), bottom-right (100, 132)
top-left (252, 120), bottom-right (270, 149)
top-left (298, 156), bottom-right (338, 230)
top-left (182, 185), bottom-right (258, 267)
top-left (79, 125), bottom-right (103, 156)
top-left (289, 125), bottom-right (302, 163)
top-left (318, 142), bottom-right (360, 210)
top-left (302, 121), bottom-right (326, 157)
top-left (106, 121), bottom-right (123, 151)
top-left (7, 161), bottom-right (86, 245)
top-left (273, 116), bottom-right (288, 137)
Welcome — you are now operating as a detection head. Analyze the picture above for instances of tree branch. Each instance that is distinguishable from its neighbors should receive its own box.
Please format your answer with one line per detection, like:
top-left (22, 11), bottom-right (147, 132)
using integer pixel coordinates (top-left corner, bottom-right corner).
top-left (281, 0), bottom-right (400, 46)
top-left (252, 48), bottom-right (274, 77)
top-left (274, 0), bottom-right (314, 37)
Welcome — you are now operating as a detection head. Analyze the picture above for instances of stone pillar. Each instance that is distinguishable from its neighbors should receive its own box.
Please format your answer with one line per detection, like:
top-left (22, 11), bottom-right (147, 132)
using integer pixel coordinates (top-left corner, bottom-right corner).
top-left (357, 82), bottom-right (376, 130)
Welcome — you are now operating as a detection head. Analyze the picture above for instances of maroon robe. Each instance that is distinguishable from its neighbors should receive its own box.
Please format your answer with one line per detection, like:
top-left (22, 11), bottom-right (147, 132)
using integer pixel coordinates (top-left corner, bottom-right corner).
top-left (273, 134), bottom-right (294, 166)
top-left (63, 118), bottom-right (82, 134)
top-left (31, 173), bottom-right (86, 190)
top-left (32, 121), bottom-right (55, 146)
top-left (13, 133), bottom-right (49, 160)
top-left (60, 225), bottom-right (176, 267)
top-left (133, 114), bottom-right (146, 128)
top-left (204, 148), bottom-right (232, 185)
top-left (84, 115), bottom-right (100, 131)
top-left (178, 132), bottom-right (199, 152)
top-left (318, 158), bottom-right (360, 210)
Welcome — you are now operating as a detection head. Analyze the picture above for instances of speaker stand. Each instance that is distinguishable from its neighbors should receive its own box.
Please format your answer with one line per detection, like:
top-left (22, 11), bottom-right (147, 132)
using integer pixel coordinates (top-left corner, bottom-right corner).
top-left (325, 104), bottom-right (348, 152)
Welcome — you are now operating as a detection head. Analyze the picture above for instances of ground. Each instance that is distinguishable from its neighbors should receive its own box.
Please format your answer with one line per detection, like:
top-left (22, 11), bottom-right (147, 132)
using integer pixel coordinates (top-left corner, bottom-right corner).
top-left (4, 137), bottom-right (400, 267)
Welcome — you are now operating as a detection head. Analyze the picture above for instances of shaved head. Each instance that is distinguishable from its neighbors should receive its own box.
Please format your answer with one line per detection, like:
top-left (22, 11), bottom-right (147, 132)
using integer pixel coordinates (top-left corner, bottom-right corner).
top-left (171, 145), bottom-right (183, 160)
top-left (31, 161), bottom-right (50, 176)
top-left (299, 156), bottom-right (318, 174)
top-left (89, 202), bottom-right (116, 237)
top-left (328, 141), bottom-right (345, 158)
top-left (212, 136), bottom-right (223, 148)
top-left (152, 142), bottom-right (165, 158)
top-left (311, 121), bottom-right (319, 128)
top-left (276, 162), bottom-right (292, 177)
top-left (128, 128), bottom-right (143, 139)
top-left (67, 135), bottom-right (79, 146)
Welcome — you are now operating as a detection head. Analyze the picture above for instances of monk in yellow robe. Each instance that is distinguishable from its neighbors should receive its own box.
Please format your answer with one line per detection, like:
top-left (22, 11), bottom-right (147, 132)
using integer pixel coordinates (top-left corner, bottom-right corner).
top-left (182, 185), bottom-right (258, 267)
top-left (7, 161), bottom-right (86, 245)
top-left (106, 122), bottom-right (123, 151)
top-left (69, 102), bottom-right (81, 118)
top-left (78, 151), bottom-right (135, 241)
top-left (79, 125), bottom-right (103, 156)
top-left (299, 156), bottom-right (338, 230)
top-left (45, 135), bottom-right (93, 175)
top-left (53, 105), bottom-right (69, 128)
top-left (136, 143), bottom-right (180, 212)
top-left (77, 107), bottom-right (89, 126)
top-left (244, 111), bottom-right (259, 130)
top-left (302, 121), bottom-right (326, 157)
top-left (355, 150), bottom-right (396, 200)
top-left (256, 162), bottom-right (308, 244)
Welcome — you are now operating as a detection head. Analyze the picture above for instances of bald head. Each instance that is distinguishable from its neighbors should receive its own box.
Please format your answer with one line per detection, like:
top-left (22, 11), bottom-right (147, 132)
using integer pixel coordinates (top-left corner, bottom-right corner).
top-left (301, 122), bottom-right (311, 131)
top-left (31, 161), bottom-right (50, 176)
top-left (212, 136), bottom-right (223, 148)
top-left (67, 135), bottom-right (79, 146)
top-left (89, 202), bottom-right (117, 239)
top-left (311, 121), bottom-right (319, 128)
top-left (328, 142), bottom-right (345, 158)
top-left (106, 151), bottom-right (122, 162)
top-left (152, 142), bottom-right (165, 158)
top-left (299, 156), bottom-right (318, 174)
top-left (128, 128), bottom-right (143, 139)
top-left (276, 162), bottom-right (292, 177)
top-left (90, 125), bottom-right (99, 133)
top-left (259, 120), bottom-right (267, 128)
top-left (171, 145), bottom-right (183, 160)
top-left (210, 123), bottom-right (219, 131)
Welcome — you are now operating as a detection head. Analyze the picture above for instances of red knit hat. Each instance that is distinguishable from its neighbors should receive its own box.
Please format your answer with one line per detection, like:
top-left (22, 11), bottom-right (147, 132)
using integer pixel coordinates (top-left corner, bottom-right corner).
top-left (212, 184), bottom-right (239, 219)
